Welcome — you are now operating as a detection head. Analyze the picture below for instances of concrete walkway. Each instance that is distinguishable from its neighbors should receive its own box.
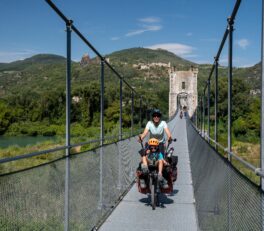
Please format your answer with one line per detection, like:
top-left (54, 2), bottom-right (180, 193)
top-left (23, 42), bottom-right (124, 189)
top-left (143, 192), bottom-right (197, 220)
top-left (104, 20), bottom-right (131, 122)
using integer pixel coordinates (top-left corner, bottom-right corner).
top-left (99, 115), bottom-right (199, 231)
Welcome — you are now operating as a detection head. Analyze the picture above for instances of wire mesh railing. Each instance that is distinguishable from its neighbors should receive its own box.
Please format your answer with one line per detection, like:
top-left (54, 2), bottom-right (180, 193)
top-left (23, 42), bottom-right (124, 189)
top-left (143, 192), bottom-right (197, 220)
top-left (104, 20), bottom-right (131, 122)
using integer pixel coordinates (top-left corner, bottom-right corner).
top-left (193, 0), bottom-right (264, 188)
top-left (187, 118), bottom-right (264, 231)
top-left (0, 135), bottom-right (141, 231)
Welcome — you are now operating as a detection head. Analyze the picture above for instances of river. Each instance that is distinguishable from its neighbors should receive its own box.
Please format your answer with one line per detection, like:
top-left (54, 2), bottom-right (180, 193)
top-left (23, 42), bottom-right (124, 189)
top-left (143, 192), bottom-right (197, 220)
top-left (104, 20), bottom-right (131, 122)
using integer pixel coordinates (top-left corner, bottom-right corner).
top-left (0, 136), bottom-right (59, 149)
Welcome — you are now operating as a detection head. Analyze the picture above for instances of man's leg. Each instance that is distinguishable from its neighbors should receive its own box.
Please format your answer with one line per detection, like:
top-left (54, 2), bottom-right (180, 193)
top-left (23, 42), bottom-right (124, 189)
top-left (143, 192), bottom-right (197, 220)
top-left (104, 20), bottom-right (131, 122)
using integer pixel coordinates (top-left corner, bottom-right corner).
top-left (141, 156), bottom-right (149, 174)
top-left (139, 156), bottom-right (148, 189)
top-left (158, 159), bottom-right (163, 175)
top-left (157, 160), bottom-right (168, 188)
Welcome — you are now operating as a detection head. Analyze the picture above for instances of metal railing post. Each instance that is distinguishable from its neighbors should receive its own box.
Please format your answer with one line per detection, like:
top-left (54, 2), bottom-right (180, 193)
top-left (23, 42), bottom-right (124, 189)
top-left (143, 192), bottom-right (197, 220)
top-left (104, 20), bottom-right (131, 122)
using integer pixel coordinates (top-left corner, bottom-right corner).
top-left (227, 15), bottom-right (235, 231)
top-left (200, 99), bottom-right (203, 132)
top-left (119, 79), bottom-right (123, 140)
top-left (131, 91), bottom-right (134, 136)
top-left (118, 79), bottom-right (123, 190)
top-left (140, 97), bottom-right (142, 128)
top-left (228, 17), bottom-right (234, 162)
top-left (64, 19), bottom-right (72, 231)
top-left (196, 98), bottom-right (198, 128)
top-left (214, 59), bottom-right (219, 150)
top-left (201, 96), bottom-right (203, 135)
top-left (197, 98), bottom-right (200, 130)
top-left (207, 80), bottom-right (211, 141)
top-left (100, 59), bottom-right (105, 146)
top-left (201, 96), bottom-right (204, 136)
top-left (203, 94), bottom-right (205, 137)
top-left (99, 58), bottom-right (105, 208)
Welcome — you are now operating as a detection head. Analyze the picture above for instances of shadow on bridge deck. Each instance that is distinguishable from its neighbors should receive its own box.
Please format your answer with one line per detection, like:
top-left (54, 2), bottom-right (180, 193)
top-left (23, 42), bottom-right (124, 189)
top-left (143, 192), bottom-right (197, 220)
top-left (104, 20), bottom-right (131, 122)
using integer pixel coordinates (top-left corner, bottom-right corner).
top-left (99, 115), bottom-right (199, 231)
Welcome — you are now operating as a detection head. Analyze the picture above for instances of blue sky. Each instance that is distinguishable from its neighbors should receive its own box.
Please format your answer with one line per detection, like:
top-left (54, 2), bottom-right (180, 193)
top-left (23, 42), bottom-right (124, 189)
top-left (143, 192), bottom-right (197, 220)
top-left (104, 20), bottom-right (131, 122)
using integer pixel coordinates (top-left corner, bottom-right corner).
top-left (0, 0), bottom-right (262, 67)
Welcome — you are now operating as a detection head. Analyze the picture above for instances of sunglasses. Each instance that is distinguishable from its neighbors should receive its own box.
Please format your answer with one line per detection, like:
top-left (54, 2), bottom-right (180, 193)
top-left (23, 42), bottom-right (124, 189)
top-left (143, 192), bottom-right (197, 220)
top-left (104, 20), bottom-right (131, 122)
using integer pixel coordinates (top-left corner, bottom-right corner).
top-left (152, 114), bottom-right (160, 118)
top-left (150, 146), bottom-right (157, 150)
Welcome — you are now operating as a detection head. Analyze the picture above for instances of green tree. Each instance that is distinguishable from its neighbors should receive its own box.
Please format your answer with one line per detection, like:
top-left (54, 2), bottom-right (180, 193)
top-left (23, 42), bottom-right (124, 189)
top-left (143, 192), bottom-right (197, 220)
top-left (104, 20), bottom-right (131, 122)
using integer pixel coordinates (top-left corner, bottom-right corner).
top-left (0, 100), bottom-right (13, 134)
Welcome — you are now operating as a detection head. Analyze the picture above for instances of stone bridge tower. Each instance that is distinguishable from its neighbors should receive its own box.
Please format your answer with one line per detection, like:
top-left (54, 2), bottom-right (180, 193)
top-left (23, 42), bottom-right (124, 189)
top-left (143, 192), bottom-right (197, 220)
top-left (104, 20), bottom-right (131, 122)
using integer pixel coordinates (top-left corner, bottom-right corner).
top-left (169, 67), bottom-right (198, 118)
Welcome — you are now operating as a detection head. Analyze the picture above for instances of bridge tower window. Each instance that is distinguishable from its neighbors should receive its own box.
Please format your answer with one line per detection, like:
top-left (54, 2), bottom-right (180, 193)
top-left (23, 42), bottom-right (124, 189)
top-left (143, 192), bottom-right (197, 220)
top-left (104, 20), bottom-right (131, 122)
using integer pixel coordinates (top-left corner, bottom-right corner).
top-left (182, 82), bottom-right (186, 90)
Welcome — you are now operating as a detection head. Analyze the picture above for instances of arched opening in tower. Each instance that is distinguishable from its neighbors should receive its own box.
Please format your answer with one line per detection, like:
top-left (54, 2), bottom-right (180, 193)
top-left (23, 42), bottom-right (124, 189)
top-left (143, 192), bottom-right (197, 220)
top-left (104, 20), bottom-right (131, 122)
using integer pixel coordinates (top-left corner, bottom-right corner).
top-left (177, 92), bottom-right (189, 112)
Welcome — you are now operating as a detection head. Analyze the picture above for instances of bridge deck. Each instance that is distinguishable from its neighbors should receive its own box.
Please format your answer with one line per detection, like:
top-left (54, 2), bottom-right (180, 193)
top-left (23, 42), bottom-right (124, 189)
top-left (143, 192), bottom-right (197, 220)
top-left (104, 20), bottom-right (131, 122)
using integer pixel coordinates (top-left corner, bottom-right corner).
top-left (99, 115), bottom-right (199, 231)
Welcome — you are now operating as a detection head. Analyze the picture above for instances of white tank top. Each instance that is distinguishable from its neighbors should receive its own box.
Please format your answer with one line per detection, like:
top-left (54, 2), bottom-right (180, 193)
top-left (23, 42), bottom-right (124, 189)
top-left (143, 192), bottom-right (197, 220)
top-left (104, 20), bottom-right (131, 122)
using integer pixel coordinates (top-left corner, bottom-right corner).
top-left (146, 121), bottom-right (168, 143)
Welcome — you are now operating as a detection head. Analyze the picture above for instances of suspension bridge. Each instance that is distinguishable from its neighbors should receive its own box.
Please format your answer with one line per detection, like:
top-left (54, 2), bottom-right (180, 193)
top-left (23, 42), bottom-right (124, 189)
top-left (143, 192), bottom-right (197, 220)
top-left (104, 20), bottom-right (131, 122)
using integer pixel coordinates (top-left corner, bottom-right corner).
top-left (1, 0), bottom-right (264, 230)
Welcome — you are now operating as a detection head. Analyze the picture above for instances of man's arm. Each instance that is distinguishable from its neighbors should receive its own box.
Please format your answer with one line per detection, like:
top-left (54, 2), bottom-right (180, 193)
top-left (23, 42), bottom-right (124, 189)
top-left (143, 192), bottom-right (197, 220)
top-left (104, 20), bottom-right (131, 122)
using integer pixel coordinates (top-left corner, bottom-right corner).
top-left (140, 127), bottom-right (149, 140)
top-left (164, 127), bottom-right (172, 142)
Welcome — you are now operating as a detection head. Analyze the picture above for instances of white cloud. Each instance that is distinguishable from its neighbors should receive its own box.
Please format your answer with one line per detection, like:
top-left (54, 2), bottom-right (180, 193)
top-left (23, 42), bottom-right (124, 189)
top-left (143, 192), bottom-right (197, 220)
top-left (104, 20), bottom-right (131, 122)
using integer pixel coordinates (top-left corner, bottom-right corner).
top-left (146, 43), bottom-right (195, 57)
top-left (218, 56), bottom-right (255, 67)
top-left (233, 57), bottom-right (257, 67)
top-left (126, 29), bottom-right (145, 37)
top-left (0, 50), bottom-right (36, 63)
top-left (239, 63), bottom-right (255, 68)
top-left (219, 57), bottom-right (228, 65)
top-left (236, 39), bottom-right (249, 49)
top-left (125, 25), bottom-right (162, 37)
top-left (193, 59), bottom-right (212, 64)
top-left (183, 54), bottom-right (198, 58)
top-left (125, 16), bottom-right (162, 37)
top-left (112, 16), bottom-right (162, 39)
top-left (111, 37), bottom-right (120, 41)
top-left (139, 17), bottom-right (161, 23)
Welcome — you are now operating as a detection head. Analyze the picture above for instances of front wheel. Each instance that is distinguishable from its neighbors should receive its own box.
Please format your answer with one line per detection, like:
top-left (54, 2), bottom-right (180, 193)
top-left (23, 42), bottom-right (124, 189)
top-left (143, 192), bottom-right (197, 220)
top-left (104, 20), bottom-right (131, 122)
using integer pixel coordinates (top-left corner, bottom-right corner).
top-left (150, 177), bottom-right (156, 210)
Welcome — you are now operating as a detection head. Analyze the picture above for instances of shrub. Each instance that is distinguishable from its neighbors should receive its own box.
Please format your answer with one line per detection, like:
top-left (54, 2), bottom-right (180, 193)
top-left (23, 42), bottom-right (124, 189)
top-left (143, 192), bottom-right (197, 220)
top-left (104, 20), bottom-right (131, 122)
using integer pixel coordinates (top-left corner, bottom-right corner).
top-left (233, 117), bottom-right (247, 137)
top-left (42, 128), bottom-right (56, 136)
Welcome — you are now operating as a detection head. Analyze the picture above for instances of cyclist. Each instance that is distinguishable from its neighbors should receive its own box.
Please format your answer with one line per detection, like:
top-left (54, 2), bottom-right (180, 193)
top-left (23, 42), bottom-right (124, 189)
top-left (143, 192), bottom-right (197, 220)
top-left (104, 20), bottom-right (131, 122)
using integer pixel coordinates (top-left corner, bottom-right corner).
top-left (139, 108), bottom-right (172, 156)
top-left (140, 138), bottom-right (168, 189)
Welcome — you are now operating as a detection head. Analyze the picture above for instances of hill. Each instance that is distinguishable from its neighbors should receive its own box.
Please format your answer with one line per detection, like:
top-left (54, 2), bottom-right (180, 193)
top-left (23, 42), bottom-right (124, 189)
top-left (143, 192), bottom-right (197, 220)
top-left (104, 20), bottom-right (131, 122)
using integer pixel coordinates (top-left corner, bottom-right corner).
top-left (0, 48), bottom-right (197, 99)
top-left (0, 54), bottom-right (67, 72)
top-left (195, 62), bottom-right (261, 96)
top-left (0, 49), bottom-right (261, 99)
top-left (106, 47), bottom-right (195, 68)
top-left (0, 54), bottom-right (70, 96)
top-left (0, 48), bottom-right (198, 137)
top-left (234, 62), bottom-right (261, 90)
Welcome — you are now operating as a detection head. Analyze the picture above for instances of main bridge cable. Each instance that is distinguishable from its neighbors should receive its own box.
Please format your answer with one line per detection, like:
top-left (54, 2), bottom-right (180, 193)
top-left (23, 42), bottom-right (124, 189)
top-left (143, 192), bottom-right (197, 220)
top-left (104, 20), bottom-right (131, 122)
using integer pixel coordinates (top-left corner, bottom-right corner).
top-left (45, 0), bottom-right (138, 94)
top-left (202, 0), bottom-right (241, 94)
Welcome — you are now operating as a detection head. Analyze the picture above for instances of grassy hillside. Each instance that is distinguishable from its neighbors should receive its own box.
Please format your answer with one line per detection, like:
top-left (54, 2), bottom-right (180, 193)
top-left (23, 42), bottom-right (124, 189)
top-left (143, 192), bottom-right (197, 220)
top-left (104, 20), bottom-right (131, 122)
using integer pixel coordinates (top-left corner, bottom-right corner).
top-left (106, 47), bottom-right (195, 68)
top-left (0, 54), bottom-right (67, 71)
top-left (0, 48), bottom-right (195, 113)
top-left (196, 62), bottom-right (261, 97)
top-left (0, 48), bottom-right (261, 110)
